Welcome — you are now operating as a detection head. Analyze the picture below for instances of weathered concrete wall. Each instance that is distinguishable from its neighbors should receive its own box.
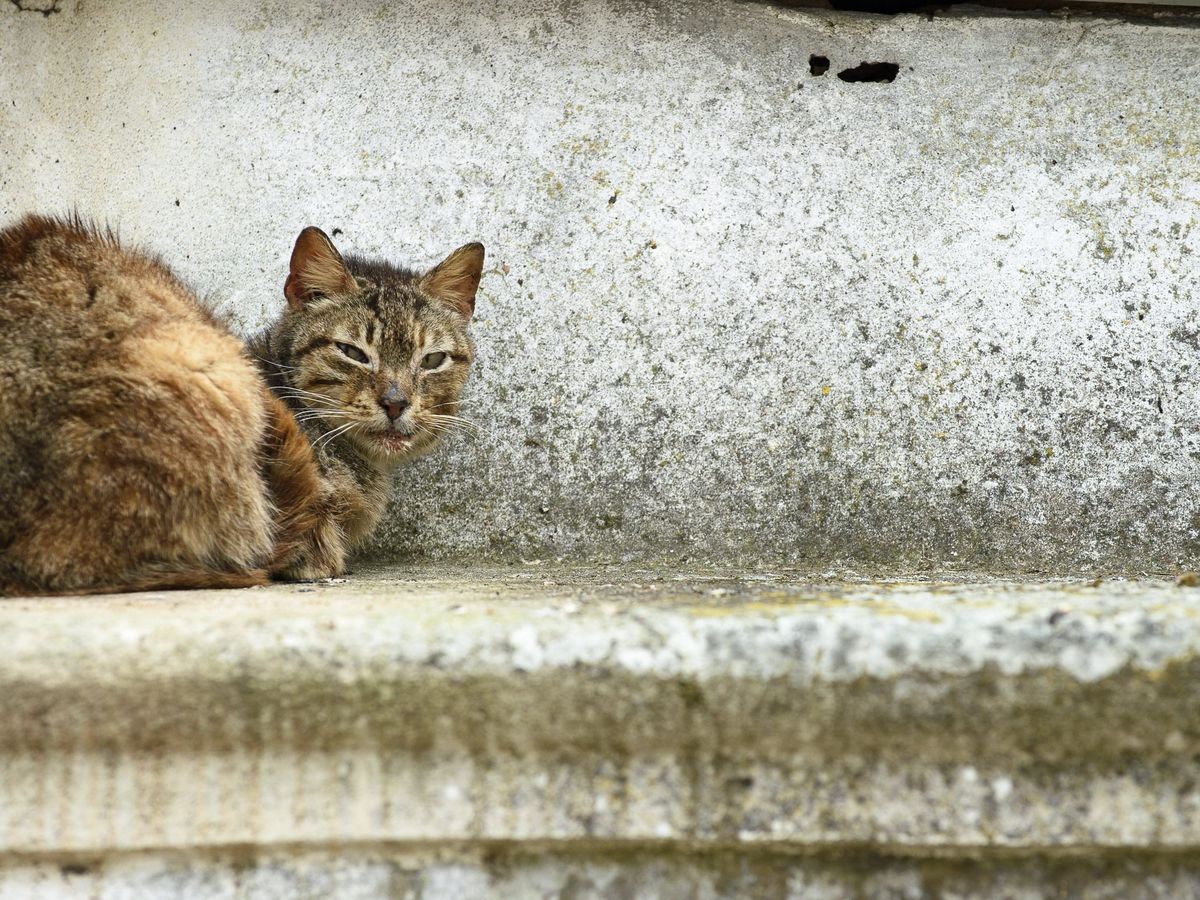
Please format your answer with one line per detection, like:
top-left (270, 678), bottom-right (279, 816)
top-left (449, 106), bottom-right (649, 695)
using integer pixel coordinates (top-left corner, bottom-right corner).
top-left (2, 1), bottom-right (1199, 572)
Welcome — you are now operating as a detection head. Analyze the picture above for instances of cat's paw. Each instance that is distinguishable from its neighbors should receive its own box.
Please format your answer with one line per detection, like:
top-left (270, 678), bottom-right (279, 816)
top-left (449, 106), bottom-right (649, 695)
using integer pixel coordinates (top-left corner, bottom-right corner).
top-left (271, 522), bottom-right (345, 583)
top-left (275, 559), bottom-right (341, 582)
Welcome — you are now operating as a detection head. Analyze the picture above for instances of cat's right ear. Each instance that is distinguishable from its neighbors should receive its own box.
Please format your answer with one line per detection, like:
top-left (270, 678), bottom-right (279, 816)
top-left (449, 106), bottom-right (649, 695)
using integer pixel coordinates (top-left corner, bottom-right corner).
top-left (284, 226), bottom-right (357, 310)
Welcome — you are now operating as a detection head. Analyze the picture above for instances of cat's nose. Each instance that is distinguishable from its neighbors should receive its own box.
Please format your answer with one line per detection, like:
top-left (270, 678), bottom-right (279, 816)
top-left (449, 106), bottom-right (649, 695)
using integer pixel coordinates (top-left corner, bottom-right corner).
top-left (379, 385), bottom-right (409, 421)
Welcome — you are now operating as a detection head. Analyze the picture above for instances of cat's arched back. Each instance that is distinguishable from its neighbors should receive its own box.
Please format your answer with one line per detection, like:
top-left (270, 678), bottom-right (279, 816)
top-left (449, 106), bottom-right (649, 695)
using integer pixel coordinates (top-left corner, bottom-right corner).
top-left (0, 215), bottom-right (293, 592)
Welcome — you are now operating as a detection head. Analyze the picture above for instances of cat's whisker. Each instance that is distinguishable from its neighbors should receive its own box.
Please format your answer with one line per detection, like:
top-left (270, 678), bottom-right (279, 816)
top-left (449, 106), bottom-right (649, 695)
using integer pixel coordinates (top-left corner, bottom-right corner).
top-left (414, 424), bottom-right (446, 442)
top-left (269, 382), bottom-right (338, 397)
top-left (293, 413), bottom-right (348, 424)
top-left (282, 396), bottom-right (342, 406)
top-left (436, 429), bottom-right (480, 443)
top-left (269, 385), bottom-right (342, 404)
top-left (427, 426), bottom-right (482, 440)
top-left (421, 416), bottom-right (486, 441)
top-left (427, 414), bottom-right (483, 435)
top-left (288, 405), bottom-right (345, 416)
top-left (315, 419), bottom-right (358, 443)
top-left (421, 424), bottom-right (467, 439)
top-left (292, 410), bottom-right (345, 422)
top-left (322, 420), bottom-right (360, 443)
top-left (311, 420), bottom-right (359, 452)
top-left (252, 354), bottom-right (298, 373)
top-left (424, 400), bottom-right (477, 411)
top-left (290, 403), bottom-right (342, 412)
top-left (274, 394), bottom-right (348, 409)
top-left (285, 398), bottom-right (343, 410)
top-left (280, 403), bottom-right (346, 415)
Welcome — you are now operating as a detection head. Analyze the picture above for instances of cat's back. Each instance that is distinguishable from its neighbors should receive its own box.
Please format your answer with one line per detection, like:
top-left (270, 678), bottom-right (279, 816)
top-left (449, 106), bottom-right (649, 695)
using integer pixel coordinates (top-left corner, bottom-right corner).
top-left (0, 214), bottom-right (255, 415)
top-left (0, 213), bottom-right (218, 354)
top-left (0, 214), bottom-right (276, 593)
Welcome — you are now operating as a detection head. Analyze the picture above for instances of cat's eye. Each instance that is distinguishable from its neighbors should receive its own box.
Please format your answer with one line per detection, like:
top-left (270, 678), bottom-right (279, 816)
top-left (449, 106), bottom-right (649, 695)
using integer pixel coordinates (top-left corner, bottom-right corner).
top-left (335, 342), bottom-right (369, 365)
top-left (420, 351), bottom-right (448, 370)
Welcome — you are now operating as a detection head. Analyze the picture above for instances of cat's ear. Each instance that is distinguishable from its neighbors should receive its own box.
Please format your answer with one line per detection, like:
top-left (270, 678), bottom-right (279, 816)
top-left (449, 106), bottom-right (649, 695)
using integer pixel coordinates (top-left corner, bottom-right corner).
top-left (420, 242), bottom-right (485, 321)
top-left (284, 226), bottom-right (357, 310)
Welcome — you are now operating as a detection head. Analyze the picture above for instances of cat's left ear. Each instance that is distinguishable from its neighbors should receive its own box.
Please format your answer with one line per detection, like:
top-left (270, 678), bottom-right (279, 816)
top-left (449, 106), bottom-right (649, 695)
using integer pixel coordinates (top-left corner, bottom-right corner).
top-left (420, 242), bottom-right (485, 321)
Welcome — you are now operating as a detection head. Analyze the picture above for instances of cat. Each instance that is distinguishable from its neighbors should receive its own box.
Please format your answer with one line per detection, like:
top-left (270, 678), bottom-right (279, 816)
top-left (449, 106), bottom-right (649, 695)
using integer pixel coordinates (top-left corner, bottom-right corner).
top-left (248, 225), bottom-right (484, 576)
top-left (0, 214), bottom-right (483, 595)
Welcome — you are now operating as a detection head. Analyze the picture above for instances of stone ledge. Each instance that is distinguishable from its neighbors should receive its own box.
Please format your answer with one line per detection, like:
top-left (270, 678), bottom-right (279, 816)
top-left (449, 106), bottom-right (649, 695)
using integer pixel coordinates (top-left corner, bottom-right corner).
top-left (4, 846), bottom-right (1200, 900)
top-left (1, 567), bottom-right (1198, 861)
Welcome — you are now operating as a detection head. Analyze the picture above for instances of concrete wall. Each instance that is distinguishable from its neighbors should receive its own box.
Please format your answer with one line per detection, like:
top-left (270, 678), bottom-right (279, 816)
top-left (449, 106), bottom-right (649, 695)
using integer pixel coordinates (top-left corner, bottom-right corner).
top-left (2, 0), bottom-right (1199, 573)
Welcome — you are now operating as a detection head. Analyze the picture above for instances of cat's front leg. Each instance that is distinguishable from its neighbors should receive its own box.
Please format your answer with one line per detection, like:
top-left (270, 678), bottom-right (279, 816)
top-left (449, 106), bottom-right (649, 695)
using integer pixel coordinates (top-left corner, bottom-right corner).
top-left (261, 393), bottom-right (348, 581)
top-left (271, 506), bottom-right (346, 581)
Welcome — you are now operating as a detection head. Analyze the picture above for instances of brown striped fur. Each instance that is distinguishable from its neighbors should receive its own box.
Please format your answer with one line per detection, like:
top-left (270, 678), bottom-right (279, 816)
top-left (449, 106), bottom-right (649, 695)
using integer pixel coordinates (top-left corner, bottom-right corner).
top-left (0, 215), bottom-right (483, 595)
top-left (250, 227), bottom-right (483, 555)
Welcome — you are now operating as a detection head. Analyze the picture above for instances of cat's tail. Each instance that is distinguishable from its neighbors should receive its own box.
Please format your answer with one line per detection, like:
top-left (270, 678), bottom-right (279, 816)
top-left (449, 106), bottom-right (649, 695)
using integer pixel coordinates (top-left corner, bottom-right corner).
top-left (0, 567), bottom-right (271, 597)
top-left (113, 568), bottom-right (272, 593)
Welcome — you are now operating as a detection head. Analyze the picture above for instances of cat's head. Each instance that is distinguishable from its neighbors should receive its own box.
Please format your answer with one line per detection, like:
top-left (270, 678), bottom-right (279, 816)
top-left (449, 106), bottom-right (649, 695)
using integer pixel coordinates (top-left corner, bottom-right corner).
top-left (271, 226), bottom-right (484, 468)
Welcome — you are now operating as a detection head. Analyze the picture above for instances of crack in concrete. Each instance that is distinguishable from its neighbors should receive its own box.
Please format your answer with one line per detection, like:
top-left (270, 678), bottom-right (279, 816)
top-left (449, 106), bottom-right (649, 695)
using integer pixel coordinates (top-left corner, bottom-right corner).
top-left (8, 0), bottom-right (60, 16)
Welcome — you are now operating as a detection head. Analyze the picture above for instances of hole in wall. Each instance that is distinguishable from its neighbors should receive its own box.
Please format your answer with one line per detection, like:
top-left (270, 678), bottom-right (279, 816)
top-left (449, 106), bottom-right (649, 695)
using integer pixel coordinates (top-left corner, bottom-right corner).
top-left (809, 54), bottom-right (830, 76)
top-left (837, 61), bottom-right (901, 83)
top-left (830, 0), bottom-right (944, 11)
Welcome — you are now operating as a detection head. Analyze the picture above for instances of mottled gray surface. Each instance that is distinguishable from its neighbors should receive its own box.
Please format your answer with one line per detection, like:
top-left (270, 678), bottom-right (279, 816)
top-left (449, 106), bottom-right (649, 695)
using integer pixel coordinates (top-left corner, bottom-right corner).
top-left (3, 570), bottom-right (1200, 895)
top-left (2, 570), bottom-right (1200, 859)
top-left (2, 2), bottom-right (1199, 571)
top-left (4, 848), bottom-right (1200, 900)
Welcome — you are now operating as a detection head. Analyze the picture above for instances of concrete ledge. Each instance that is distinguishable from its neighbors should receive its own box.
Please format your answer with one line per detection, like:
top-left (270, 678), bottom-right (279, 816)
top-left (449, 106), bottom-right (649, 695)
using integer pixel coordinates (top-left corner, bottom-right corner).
top-left (2, 568), bottom-right (1199, 877)
top-left (3, 846), bottom-right (1200, 900)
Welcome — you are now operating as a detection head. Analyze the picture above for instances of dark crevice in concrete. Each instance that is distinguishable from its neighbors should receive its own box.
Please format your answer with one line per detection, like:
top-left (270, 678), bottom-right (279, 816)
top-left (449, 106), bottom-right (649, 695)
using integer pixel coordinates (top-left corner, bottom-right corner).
top-left (7, 0), bottom-right (60, 15)
top-left (809, 54), bottom-right (831, 75)
top-left (832, 0), bottom-right (942, 9)
top-left (8, 837), bottom-right (1200, 869)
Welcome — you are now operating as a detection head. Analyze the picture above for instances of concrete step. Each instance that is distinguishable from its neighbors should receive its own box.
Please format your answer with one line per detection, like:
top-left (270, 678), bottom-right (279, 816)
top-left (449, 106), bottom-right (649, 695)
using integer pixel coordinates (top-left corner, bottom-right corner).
top-left (2, 567), bottom-right (1199, 897)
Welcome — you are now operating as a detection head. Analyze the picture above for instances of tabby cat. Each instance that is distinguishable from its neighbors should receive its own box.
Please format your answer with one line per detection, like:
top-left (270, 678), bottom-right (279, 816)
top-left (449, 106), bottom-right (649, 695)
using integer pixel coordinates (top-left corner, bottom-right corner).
top-left (0, 214), bottom-right (483, 595)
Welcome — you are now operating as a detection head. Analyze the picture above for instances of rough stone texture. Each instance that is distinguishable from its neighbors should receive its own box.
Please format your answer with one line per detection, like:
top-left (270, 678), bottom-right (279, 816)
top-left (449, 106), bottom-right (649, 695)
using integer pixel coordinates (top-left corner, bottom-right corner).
top-left (4, 848), bottom-right (1200, 900)
top-left (2, 570), bottom-right (1200, 880)
top-left (2, 1), bottom-right (1199, 572)
top-left (3, 570), bottom-right (1200, 895)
